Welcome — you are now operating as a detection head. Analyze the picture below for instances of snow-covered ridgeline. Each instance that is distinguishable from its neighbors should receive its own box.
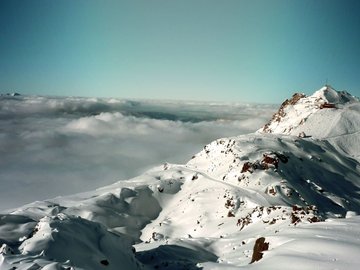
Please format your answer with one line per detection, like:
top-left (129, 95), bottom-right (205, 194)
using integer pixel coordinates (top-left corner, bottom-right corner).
top-left (1, 86), bottom-right (360, 270)
top-left (259, 85), bottom-right (360, 161)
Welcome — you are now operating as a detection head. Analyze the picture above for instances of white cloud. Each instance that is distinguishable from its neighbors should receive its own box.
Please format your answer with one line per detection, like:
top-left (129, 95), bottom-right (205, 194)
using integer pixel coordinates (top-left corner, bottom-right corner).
top-left (0, 95), bottom-right (277, 210)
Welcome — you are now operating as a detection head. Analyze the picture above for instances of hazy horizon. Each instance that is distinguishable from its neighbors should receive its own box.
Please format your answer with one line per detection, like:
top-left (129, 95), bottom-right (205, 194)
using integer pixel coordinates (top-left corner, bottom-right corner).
top-left (1, 0), bottom-right (359, 102)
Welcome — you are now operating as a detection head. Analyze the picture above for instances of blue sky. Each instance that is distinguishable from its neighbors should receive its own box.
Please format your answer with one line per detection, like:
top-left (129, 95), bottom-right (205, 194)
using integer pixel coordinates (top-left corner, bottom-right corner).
top-left (0, 0), bottom-right (359, 103)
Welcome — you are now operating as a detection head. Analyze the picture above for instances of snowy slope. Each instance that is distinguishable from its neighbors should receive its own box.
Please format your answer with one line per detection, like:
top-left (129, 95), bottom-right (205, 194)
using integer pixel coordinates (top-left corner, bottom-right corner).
top-left (1, 86), bottom-right (360, 270)
top-left (259, 85), bottom-right (360, 161)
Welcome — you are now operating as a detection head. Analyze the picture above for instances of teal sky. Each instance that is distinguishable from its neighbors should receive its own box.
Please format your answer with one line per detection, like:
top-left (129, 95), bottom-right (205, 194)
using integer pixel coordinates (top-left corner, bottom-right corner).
top-left (1, 0), bottom-right (359, 103)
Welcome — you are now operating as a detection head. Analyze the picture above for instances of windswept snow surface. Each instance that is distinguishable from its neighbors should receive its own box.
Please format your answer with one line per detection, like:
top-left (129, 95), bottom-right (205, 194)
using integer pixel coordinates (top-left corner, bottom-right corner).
top-left (1, 86), bottom-right (360, 269)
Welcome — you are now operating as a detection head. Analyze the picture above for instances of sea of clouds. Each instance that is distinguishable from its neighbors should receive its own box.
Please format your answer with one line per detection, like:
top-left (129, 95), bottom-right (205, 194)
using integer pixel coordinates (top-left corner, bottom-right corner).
top-left (0, 95), bottom-right (277, 210)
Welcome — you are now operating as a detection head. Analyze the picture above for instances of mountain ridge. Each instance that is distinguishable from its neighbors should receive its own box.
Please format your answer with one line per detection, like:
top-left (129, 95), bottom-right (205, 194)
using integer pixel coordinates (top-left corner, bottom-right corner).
top-left (260, 85), bottom-right (360, 161)
top-left (1, 86), bottom-right (360, 270)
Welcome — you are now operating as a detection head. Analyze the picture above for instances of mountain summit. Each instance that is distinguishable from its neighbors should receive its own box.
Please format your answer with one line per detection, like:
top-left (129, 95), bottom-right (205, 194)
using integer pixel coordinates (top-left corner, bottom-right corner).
top-left (261, 85), bottom-right (359, 135)
top-left (312, 85), bottom-right (358, 104)
top-left (260, 85), bottom-right (360, 161)
top-left (1, 87), bottom-right (360, 270)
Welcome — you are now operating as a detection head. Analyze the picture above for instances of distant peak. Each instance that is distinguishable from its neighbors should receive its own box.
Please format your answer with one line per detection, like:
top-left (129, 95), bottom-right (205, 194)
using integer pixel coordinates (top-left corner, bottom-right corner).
top-left (0, 92), bottom-right (21, 97)
top-left (260, 85), bottom-right (359, 135)
top-left (311, 85), bottom-right (357, 104)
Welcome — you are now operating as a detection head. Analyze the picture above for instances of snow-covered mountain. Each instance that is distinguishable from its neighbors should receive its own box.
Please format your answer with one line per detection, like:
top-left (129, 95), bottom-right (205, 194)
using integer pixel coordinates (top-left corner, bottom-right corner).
top-left (260, 85), bottom-right (360, 161)
top-left (1, 86), bottom-right (360, 270)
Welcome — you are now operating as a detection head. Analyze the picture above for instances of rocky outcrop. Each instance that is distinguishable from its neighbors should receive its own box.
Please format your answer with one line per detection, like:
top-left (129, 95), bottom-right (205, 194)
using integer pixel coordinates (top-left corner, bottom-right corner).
top-left (250, 237), bottom-right (269, 263)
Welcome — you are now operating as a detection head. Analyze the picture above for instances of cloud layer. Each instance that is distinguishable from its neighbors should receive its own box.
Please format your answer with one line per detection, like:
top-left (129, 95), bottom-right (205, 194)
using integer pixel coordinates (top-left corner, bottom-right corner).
top-left (0, 95), bottom-right (276, 210)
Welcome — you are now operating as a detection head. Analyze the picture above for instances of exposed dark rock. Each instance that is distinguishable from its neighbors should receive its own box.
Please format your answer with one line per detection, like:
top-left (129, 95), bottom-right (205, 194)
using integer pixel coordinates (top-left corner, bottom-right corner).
top-left (191, 174), bottom-right (198, 181)
top-left (261, 154), bottom-right (279, 169)
top-left (320, 102), bottom-right (336, 109)
top-left (227, 211), bottom-right (235, 217)
top-left (241, 162), bottom-right (253, 173)
top-left (250, 237), bottom-right (269, 263)
top-left (241, 152), bottom-right (288, 174)
top-left (100, 259), bottom-right (109, 266)
top-left (263, 93), bottom-right (306, 132)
